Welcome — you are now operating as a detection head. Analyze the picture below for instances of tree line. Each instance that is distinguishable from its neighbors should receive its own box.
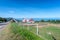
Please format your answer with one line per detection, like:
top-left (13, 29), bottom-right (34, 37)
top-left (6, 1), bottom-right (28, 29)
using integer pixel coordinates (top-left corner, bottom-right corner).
top-left (0, 17), bottom-right (60, 23)
top-left (35, 19), bottom-right (60, 23)
top-left (0, 17), bottom-right (7, 22)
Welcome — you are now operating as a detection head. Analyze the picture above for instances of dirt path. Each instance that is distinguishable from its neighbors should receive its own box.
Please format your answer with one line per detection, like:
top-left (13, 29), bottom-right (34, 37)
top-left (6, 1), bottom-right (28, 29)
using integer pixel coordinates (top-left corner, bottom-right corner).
top-left (0, 22), bottom-right (8, 33)
top-left (0, 22), bottom-right (9, 40)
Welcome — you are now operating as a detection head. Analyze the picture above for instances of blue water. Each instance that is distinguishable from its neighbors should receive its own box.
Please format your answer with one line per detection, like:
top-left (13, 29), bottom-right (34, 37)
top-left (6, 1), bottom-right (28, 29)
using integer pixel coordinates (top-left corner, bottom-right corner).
top-left (33, 18), bottom-right (60, 21)
top-left (16, 18), bottom-right (60, 21)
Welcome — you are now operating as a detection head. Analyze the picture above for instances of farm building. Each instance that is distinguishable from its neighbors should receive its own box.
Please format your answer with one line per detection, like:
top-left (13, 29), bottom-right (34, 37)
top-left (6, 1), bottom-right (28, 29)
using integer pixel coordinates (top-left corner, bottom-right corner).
top-left (22, 18), bottom-right (34, 23)
top-left (29, 18), bottom-right (34, 23)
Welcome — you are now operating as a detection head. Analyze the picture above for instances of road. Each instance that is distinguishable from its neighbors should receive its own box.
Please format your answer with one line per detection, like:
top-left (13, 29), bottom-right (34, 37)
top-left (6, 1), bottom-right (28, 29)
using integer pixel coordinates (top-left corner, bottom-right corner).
top-left (0, 22), bottom-right (9, 29)
top-left (0, 22), bottom-right (9, 40)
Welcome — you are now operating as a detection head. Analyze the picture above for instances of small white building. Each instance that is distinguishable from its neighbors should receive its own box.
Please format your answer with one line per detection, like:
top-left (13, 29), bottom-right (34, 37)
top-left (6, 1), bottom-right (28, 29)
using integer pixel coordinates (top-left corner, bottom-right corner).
top-left (22, 18), bottom-right (27, 23)
top-left (22, 18), bottom-right (34, 23)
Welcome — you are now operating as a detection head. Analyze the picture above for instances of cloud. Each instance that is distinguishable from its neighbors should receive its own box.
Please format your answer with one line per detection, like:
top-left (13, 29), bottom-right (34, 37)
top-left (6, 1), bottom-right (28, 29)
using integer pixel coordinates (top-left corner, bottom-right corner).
top-left (8, 11), bottom-right (15, 13)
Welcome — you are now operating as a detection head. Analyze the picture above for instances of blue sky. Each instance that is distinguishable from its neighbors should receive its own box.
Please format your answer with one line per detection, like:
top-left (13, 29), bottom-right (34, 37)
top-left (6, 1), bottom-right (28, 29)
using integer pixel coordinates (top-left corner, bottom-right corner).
top-left (0, 0), bottom-right (60, 18)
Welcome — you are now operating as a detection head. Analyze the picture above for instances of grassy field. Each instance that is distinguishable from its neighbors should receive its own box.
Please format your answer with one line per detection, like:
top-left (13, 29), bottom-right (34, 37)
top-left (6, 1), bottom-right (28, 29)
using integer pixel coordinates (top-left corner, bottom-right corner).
top-left (0, 22), bottom-right (60, 40)
top-left (8, 23), bottom-right (44, 40)
top-left (18, 23), bottom-right (60, 40)
top-left (39, 26), bottom-right (60, 40)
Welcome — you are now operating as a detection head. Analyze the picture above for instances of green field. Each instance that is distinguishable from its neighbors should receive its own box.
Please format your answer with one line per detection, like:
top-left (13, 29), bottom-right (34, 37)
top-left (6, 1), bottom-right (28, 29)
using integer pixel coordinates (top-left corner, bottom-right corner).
top-left (18, 23), bottom-right (60, 40)
top-left (1, 22), bottom-right (60, 40)
top-left (38, 26), bottom-right (60, 40)
top-left (8, 23), bottom-right (44, 40)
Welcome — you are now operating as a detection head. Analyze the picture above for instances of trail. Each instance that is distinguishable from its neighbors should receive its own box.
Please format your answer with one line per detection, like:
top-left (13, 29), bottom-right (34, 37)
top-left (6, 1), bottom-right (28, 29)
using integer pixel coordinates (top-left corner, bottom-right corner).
top-left (0, 22), bottom-right (9, 40)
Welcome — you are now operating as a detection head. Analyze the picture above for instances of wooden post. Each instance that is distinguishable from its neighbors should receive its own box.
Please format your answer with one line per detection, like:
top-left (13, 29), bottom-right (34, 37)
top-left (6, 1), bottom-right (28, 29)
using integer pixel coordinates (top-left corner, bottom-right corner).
top-left (37, 24), bottom-right (38, 35)
top-left (28, 24), bottom-right (29, 30)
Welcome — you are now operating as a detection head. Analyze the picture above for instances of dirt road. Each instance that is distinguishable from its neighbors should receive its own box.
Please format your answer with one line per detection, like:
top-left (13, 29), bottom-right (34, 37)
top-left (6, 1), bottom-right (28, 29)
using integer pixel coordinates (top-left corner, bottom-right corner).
top-left (0, 22), bottom-right (9, 31)
top-left (0, 22), bottom-right (9, 40)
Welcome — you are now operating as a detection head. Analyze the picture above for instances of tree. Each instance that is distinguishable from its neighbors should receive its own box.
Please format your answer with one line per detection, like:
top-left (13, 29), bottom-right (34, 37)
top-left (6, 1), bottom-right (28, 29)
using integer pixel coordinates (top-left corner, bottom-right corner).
top-left (0, 17), bottom-right (7, 22)
top-left (40, 19), bottom-right (45, 22)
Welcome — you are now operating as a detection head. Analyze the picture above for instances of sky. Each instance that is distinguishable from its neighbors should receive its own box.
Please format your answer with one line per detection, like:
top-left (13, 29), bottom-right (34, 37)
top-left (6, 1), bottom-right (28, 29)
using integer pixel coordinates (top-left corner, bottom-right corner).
top-left (0, 0), bottom-right (60, 18)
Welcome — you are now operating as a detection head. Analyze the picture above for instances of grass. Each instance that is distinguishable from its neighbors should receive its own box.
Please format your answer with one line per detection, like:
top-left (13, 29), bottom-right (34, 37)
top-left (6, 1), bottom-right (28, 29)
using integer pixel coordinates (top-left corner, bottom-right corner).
top-left (9, 23), bottom-right (44, 40)
top-left (19, 23), bottom-right (60, 40)
top-left (29, 26), bottom-right (60, 40)
top-left (1, 22), bottom-right (60, 40)
top-left (39, 26), bottom-right (60, 40)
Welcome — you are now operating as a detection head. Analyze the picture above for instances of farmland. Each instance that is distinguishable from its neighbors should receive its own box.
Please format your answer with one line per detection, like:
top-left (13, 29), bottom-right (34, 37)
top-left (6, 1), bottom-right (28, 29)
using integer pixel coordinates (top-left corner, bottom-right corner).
top-left (0, 22), bottom-right (60, 40)
top-left (19, 22), bottom-right (60, 40)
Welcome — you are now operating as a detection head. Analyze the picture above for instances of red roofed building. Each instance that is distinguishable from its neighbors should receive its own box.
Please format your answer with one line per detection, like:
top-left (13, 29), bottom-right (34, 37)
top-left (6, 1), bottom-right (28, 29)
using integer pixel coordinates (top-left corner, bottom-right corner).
top-left (29, 18), bottom-right (34, 23)
top-left (22, 18), bottom-right (34, 23)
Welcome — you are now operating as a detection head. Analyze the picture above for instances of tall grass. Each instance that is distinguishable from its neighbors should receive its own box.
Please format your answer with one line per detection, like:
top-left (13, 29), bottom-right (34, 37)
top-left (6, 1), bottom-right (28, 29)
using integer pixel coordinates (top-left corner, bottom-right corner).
top-left (18, 23), bottom-right (60, 40)
top-left (9, 23), bottom-right (44, 40)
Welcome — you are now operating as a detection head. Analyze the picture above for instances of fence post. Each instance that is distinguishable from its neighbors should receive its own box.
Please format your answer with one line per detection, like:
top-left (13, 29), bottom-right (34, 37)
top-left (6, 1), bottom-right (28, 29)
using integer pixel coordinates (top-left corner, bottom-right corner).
top-left (28, 24), bottom-right (29, 30)
top-left (37, 24), bottom-right (38, 35)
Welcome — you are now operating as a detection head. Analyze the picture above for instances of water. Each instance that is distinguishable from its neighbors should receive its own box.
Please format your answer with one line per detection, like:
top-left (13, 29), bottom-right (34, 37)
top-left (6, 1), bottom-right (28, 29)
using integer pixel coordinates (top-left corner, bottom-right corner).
top-left (16, 18), bottom-right (60, 21)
